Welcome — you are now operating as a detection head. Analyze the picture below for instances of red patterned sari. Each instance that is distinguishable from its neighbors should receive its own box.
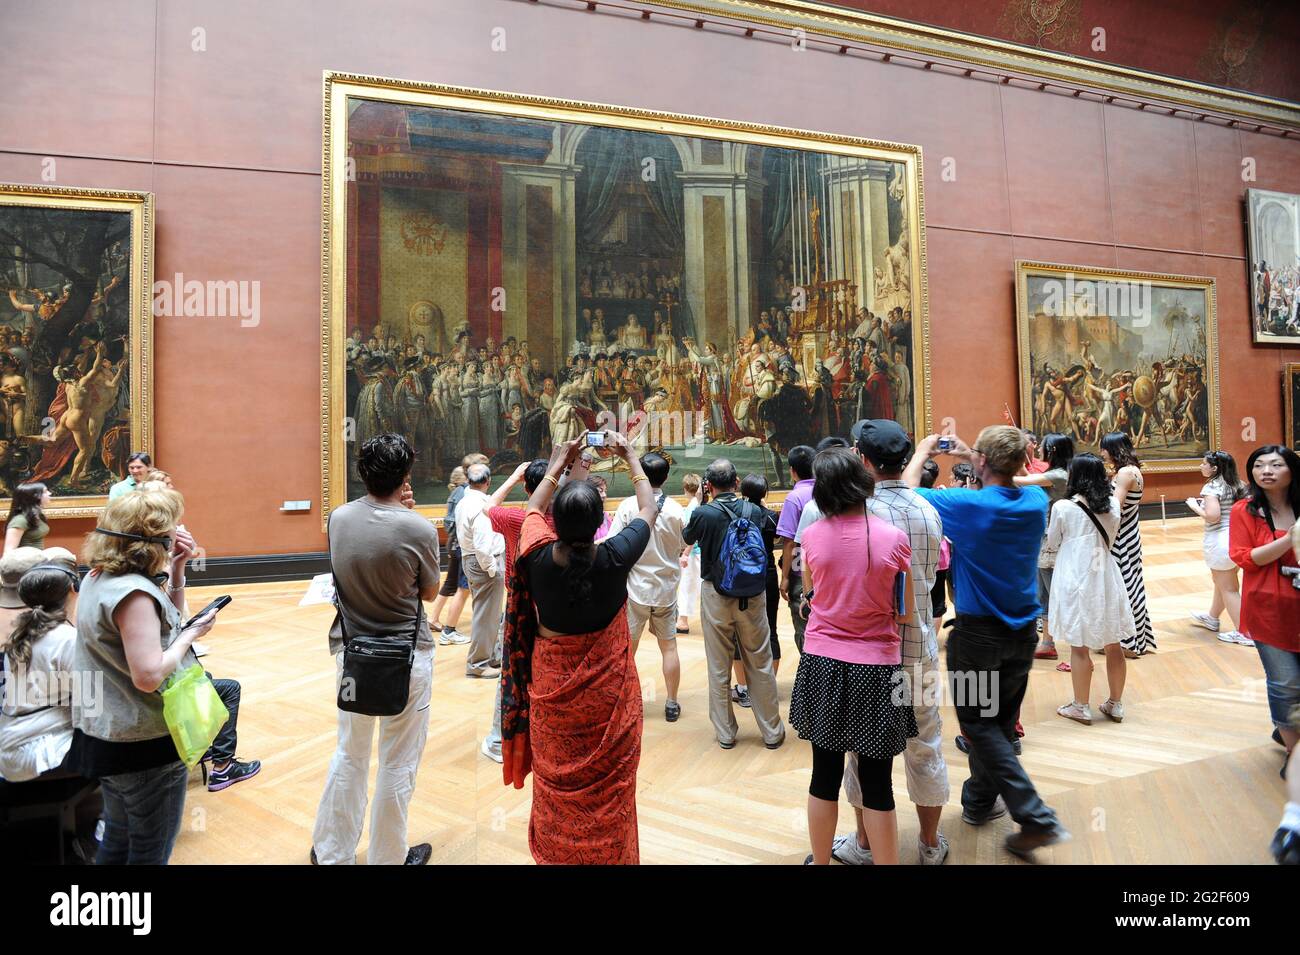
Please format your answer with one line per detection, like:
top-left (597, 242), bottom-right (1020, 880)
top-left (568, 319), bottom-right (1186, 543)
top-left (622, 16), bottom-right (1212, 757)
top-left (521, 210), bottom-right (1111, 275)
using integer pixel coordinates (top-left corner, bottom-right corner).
top-left (501, 511), bottom-right (643, 864)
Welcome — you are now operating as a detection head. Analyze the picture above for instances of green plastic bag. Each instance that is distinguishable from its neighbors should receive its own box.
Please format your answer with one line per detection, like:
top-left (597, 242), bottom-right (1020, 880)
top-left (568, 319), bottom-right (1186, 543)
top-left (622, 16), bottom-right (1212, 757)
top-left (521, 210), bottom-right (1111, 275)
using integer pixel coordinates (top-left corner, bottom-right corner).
top-left (161, 664), bottom-right (229, 768)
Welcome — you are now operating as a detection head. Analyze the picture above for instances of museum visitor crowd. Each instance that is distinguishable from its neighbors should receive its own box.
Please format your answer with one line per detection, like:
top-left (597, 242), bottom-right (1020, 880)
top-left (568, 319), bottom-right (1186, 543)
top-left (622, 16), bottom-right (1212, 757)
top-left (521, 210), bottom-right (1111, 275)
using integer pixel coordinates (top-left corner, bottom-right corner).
top-left (0, 420), bottom-right (1297, 867)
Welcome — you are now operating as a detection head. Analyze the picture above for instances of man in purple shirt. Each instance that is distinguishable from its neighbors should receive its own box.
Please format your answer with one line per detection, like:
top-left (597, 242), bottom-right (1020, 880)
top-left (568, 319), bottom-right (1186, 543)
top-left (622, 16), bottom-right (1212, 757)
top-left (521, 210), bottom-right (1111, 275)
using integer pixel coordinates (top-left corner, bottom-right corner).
top-left (776, 446), bottom-right (816, 653)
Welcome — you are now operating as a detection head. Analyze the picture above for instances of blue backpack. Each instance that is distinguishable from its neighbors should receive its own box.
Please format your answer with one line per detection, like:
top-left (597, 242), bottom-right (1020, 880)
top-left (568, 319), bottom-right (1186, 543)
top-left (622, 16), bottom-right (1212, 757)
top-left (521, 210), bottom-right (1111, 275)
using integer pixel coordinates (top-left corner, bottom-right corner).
top-left (712, 499), bottom-right (768, 599)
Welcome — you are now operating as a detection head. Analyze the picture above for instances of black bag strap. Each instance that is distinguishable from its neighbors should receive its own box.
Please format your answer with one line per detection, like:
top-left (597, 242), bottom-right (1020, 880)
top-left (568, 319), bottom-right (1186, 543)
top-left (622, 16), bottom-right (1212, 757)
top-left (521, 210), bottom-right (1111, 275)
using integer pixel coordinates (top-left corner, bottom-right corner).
top-left (1074, 499), bottom-right (1111, 550)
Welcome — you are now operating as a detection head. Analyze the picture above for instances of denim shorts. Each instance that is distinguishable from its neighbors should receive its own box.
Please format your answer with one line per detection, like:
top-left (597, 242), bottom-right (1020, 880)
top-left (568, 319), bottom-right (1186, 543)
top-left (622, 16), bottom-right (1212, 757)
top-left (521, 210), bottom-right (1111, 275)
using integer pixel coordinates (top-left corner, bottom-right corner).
top-left (1255, 641), bottom-right (1300, 729)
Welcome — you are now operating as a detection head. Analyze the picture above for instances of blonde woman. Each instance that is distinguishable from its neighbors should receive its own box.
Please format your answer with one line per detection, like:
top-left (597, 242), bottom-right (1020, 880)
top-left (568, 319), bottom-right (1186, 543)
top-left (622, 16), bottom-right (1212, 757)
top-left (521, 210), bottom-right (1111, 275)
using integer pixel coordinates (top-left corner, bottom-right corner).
top-left (67, 487), bottom-right (217, 864)
top-left (145, 469), bottom-right (176, 490)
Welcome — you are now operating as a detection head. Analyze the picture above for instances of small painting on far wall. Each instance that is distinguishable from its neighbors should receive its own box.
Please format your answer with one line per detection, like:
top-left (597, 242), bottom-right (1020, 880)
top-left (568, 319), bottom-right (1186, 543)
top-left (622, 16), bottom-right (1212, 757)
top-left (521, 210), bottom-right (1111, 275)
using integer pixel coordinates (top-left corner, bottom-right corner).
top-left (1247, 188), bottom-right (1300, 343)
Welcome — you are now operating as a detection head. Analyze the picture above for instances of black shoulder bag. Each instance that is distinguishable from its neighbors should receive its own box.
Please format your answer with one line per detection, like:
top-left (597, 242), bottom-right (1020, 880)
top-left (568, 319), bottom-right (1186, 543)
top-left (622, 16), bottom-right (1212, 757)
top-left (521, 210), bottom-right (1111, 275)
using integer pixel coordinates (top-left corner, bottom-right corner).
top-left (330, 526), bottom-right (423, 717)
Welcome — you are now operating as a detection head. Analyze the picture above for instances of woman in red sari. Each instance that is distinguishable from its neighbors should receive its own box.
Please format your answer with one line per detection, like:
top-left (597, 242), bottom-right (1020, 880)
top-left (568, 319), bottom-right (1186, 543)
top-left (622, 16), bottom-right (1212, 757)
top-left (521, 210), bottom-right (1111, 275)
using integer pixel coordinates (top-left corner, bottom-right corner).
top-left (500, 430), bottom-right (658, 864)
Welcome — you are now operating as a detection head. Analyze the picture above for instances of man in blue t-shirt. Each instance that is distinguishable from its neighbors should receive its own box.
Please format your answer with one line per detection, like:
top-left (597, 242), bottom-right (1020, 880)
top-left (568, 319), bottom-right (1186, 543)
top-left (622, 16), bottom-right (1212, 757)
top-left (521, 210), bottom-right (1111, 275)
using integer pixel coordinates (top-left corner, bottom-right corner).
top-left (904, 425), bottom-right (1070, 860)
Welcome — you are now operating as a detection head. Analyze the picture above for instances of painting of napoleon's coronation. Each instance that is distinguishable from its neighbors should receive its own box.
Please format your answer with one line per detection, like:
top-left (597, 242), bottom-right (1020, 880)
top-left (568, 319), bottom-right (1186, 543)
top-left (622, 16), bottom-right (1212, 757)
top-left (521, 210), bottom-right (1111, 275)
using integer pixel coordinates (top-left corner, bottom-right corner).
top-left (1016, 262), bottom-right (1219, 472)
top-left (326, 80), bottom-right (928, 509)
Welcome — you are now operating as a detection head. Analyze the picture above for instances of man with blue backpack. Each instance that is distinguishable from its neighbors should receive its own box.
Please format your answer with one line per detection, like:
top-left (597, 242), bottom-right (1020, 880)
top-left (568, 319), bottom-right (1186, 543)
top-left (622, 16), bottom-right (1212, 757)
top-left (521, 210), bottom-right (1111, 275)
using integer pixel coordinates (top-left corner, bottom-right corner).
top-left (684, 459), bottom-right (786, 751)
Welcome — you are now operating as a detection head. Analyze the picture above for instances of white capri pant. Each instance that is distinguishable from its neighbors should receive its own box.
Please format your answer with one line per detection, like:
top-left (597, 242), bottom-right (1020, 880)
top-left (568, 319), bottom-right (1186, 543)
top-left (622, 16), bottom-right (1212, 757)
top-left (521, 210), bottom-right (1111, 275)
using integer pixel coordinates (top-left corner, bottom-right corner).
top-left (677, 551), bottom-right (701, 617)
top-left (844, 654), bottom-right (949, 810)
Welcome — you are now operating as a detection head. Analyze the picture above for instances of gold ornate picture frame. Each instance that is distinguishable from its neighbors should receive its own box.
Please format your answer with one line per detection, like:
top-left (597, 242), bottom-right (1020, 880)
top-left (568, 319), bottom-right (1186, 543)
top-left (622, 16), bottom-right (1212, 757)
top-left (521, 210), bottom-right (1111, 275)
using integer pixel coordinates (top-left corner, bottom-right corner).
top-left (0, 183), bottom-right (154, 519)
top-left (1015, 260), bottom-right (1219, 473)
top-left (1284, 363), bottom-right (1300, 453)
top-left (320, 72), bottom-right (930, 525)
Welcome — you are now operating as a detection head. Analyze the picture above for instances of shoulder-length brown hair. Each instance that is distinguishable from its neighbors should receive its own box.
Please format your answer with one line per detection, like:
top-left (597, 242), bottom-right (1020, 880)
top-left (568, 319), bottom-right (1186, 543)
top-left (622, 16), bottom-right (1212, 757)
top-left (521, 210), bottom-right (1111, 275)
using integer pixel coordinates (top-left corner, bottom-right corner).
top-left (82, 487), bottom-right (184, 577)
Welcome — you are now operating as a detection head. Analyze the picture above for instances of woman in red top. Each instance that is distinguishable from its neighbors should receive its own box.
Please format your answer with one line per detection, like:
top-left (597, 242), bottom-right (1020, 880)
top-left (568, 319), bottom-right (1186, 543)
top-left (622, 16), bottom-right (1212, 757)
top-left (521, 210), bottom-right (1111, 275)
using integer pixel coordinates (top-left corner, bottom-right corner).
top-left (1229, 445), bottom-right (1300, 767)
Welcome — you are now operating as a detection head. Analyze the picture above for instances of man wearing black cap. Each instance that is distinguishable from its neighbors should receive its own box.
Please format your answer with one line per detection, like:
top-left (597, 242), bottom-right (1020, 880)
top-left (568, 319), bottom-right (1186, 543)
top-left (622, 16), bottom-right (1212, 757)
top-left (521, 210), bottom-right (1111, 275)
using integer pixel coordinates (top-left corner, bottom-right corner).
top-left (824, 420), bottom-right (951, 865)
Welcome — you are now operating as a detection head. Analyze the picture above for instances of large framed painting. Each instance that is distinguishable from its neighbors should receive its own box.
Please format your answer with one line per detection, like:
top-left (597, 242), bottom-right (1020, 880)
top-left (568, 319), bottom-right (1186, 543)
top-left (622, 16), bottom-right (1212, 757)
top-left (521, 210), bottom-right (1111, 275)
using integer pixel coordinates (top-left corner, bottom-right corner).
top-left (321, 73), bottom-right (930, 522)
top-left (1247, 188), bottom-right (1300, 343)
top-left (1285, 364), bottom-right (1300, 452)
top-left (1015, 261), bottom-right (1219, 473)
top-left (0, 184), bottom-right (153, 518)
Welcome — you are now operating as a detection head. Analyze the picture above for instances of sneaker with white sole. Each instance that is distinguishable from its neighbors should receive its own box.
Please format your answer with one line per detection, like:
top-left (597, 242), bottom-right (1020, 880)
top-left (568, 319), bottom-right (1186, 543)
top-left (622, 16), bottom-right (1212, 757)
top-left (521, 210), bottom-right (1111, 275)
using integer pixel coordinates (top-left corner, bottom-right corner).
top-left (481, 737), bottom-right (502, 763)
top-left (830, 833), bottom-right (873, 865)
top-left (918, 832), bottom-right (950, 865)
top-left (1219, 630), bottom-right (1254, 647)
top-left (440, 627), bottom-right (470, 646)
top-left (1098, 699), bottom-right (1124, 722)
top-left (1190, 612), bottom-right (1220, 632)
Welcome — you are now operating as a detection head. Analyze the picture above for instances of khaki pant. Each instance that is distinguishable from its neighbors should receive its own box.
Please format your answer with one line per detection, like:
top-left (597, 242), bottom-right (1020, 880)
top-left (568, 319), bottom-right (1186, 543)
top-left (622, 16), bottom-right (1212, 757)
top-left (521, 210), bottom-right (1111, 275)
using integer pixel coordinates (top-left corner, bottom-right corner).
top-left (462, 553), bottom-right (504, 675)
top-left (699, 580), bottom-right (784, 746)
top-left (843, 653), bottom-right (949, 809)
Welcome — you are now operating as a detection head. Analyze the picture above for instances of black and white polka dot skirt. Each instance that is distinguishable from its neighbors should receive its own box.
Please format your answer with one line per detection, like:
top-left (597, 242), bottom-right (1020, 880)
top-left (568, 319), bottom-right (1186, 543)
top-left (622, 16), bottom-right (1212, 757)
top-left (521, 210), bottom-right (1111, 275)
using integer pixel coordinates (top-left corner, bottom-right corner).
top-left (789, 653), bottom-right (918, 757)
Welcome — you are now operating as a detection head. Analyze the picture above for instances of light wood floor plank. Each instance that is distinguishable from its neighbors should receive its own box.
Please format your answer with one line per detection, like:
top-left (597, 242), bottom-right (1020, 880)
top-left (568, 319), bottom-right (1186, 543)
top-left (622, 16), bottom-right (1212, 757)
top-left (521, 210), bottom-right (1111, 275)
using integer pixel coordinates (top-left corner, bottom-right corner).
top-left (166, 517), bottom-right (1288, 865)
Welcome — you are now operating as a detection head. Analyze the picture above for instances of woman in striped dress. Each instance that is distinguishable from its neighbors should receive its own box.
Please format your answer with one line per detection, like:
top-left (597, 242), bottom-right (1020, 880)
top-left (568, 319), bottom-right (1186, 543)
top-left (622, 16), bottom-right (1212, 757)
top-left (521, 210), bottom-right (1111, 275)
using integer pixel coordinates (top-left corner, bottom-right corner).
top-left (1101, 432), bottom-right (1153, 657)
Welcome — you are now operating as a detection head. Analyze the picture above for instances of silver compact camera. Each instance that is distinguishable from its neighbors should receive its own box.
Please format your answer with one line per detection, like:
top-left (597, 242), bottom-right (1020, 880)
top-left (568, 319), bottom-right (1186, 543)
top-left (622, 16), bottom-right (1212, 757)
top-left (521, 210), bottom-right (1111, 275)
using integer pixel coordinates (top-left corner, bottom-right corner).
top-left (1282, 566), bottom-right (1300, 590)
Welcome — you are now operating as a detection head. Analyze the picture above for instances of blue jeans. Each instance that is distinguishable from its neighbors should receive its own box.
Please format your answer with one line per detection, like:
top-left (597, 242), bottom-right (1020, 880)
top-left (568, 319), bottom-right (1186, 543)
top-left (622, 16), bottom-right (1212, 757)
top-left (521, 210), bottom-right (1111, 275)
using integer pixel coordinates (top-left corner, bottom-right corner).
top-left (96, 760), bottom-right (188, 865)
top-left (1255, 641), bottom-right (1300, 730)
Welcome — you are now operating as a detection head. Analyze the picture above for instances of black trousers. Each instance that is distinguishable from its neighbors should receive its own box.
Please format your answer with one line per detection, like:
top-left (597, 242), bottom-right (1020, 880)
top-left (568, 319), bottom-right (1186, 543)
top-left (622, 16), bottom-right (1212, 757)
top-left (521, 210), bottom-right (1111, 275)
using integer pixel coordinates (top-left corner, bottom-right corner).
top-left (945, 615), bottom-right (1057, 831)
top-left (206, 675), bottom-right (241, 763)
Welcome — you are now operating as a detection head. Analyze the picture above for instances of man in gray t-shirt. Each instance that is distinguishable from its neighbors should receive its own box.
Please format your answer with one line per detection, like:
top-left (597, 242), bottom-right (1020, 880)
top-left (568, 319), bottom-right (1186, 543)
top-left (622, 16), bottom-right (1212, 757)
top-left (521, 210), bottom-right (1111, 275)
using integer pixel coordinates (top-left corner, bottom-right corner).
top-left (313, 433), bottom-right (440, 866)
top-left (327, 498), bottom-right (439, 655)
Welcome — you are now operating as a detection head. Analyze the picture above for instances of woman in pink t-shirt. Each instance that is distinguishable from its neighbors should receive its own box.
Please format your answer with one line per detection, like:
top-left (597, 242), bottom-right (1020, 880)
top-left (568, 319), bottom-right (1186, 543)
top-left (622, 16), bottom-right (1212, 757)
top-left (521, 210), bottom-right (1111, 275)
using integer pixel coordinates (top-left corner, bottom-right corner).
top-left (790, 448), bottom-right (917, 865)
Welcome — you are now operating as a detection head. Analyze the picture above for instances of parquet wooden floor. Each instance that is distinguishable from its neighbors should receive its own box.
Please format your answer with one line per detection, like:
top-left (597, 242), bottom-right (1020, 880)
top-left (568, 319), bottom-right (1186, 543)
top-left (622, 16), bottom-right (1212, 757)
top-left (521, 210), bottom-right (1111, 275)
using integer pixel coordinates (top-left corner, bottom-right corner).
top-left (168, 517), bottom-right (1287, 865)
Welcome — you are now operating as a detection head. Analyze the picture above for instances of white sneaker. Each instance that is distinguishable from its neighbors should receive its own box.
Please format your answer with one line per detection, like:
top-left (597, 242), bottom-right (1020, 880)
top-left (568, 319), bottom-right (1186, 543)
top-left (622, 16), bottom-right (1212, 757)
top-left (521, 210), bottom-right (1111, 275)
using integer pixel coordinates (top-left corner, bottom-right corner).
top-left (481, 737), bottom-right (503, 763)
top-left (919, 832), bottom-right (950, 865)
top-left (440, 628), bottom-right (470, 645)
top-left (830, 833), bottom-right (873, 865)
top-left (1190, 612), bottom-right (1220, 632)
top-left (1219, 630), bottom-right (1255, 647)
top-left (192, 641), bottom-right (210, 658)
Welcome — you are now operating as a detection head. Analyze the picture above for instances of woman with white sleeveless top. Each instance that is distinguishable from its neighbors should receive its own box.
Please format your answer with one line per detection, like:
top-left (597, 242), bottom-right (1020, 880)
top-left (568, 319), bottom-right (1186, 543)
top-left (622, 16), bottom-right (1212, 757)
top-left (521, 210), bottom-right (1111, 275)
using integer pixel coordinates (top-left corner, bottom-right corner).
top-left (1186, 450), bottom-right (1252, 645)
top-left (1046, 454), bottom-right (1134, 725)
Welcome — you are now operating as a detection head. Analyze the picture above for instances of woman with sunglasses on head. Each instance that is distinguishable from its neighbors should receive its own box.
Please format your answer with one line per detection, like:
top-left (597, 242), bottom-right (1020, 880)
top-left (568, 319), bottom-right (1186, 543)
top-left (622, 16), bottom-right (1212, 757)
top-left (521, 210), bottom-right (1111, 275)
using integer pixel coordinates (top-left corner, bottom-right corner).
top-left (1230, 445), bottom-right (1300, 778)
top-left (1186, 451), bottom-right (1251, 645)
top-left (1100, 431), bottom-right (1153, 657)
top-left (66, 486), bottom-right (217, 864)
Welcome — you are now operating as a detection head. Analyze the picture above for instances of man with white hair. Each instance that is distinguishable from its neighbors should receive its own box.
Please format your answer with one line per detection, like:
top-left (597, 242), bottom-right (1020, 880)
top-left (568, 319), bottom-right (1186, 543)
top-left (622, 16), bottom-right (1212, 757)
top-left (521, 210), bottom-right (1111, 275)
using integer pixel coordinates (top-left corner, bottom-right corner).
top-left (455, 462), bottom-right (504, 679)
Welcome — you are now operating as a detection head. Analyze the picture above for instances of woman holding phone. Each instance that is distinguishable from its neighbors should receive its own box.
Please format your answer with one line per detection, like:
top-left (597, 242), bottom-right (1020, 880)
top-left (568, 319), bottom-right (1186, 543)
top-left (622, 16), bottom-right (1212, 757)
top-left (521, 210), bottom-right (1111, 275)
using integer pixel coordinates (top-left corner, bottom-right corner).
top-left (790, 447), bottom-right (916, 865)
top-left (67, 486), bottom-right (217, 864)
top-left (500, 430), bottom-right (657, 863)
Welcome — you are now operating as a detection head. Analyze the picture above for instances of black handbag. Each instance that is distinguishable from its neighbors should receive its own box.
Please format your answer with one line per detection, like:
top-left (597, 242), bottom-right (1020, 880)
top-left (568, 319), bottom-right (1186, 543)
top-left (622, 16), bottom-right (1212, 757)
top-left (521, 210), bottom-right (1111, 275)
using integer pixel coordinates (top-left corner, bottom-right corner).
top-left (332, 571), bottom-right (423, 718)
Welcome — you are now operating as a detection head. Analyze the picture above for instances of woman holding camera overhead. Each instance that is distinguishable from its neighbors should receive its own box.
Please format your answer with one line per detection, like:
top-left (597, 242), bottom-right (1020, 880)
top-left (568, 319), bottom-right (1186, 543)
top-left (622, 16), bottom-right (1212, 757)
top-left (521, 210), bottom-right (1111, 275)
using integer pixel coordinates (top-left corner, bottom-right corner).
top-left (499, 429), bottom-right (657, 864)
top-left (1229, 445), bottom-right (1300, 774)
